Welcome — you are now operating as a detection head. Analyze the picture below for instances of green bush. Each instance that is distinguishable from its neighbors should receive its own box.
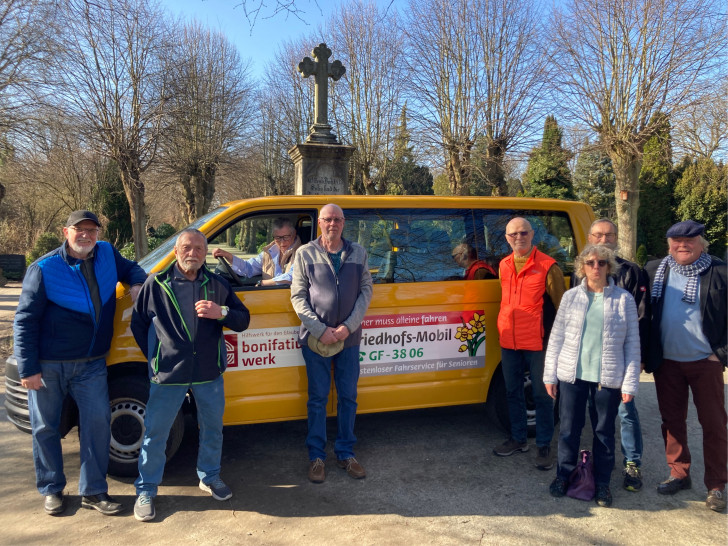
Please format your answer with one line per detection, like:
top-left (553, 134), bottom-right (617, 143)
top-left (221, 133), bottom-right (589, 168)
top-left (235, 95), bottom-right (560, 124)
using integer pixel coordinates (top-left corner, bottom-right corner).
top-left (635, 244), bottom-right (648, 268)
top-left (154, 223), bottom-right (176, 240)
top-left (28, 233), bottom-right (62, 265)
top-left (120, 236), bottom-right (165, 261)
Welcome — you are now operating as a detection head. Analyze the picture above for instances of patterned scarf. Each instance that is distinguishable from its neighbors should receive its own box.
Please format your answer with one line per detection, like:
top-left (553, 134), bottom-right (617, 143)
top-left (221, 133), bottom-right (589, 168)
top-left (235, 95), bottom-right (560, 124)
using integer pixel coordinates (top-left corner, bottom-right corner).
top-left (651, 253), bottom-right (712, 304)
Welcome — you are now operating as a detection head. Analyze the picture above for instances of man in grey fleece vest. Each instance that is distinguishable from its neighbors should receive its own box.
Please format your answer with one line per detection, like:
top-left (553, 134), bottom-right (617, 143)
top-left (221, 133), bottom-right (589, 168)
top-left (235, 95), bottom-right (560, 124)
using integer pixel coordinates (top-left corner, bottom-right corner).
top-left (291, 203), bottom-right (373, 484)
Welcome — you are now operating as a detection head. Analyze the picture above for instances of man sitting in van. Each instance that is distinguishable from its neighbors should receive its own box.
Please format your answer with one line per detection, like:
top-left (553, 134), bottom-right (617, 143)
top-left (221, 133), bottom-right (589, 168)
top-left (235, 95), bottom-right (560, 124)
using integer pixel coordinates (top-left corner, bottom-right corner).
top-left (212, 217), bottom-right (301, 286)
top-left (451, 243), bottom-right (497, 280)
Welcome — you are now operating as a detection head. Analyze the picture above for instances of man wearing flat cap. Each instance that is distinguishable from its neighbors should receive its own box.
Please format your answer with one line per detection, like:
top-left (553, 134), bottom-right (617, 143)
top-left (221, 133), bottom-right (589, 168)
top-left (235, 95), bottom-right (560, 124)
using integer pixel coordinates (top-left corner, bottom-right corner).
top-left (13, 210), bottom-right (147, 516)
top-left (645, 220), bottom-right (727, 512)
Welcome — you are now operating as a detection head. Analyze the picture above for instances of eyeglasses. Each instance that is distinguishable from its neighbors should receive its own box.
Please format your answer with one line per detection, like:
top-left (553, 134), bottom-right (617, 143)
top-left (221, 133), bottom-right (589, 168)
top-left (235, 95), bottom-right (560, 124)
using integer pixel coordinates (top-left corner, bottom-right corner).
top-left (69, 227), bottom-right (100, 235)
top-left (320, 217), bottom-right (344, 224)
top-left (273, 233), bottom-right (294, 242)
top-left (584, 260), bottom-right (608, 268)
top-left (506, 230), bottom-right (530, 239)
top-left (590, 232), bottom-right (616, 240)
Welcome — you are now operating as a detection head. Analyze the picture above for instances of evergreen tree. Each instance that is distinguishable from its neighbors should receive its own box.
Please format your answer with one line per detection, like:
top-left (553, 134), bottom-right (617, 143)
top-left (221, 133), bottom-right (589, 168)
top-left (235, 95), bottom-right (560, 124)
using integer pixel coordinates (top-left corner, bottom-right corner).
top-left (637, 112), bottom-right (675, 257)
top-left (573, 140), bottom-right (615, 219)
top-left (521, 116), bottom-right (575, 200)
top-left (94, 161), bottom-right (133, 248)
top-left (674, 157), bottom-right (727, 255)
top-left (383, 106), bottom-right (433, 195)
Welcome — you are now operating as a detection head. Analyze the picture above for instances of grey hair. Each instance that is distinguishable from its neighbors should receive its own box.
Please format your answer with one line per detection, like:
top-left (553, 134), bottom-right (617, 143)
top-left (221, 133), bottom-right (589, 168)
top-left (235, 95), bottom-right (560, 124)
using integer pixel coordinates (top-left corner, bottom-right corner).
top-left (175, 228), bottom-right (208, 250)
top-left (590, 218), bottom-right (617, 233)
top-left (575, 244), bottom-right (618, 278)
top-left (272, 217), bottom-right (295, 232)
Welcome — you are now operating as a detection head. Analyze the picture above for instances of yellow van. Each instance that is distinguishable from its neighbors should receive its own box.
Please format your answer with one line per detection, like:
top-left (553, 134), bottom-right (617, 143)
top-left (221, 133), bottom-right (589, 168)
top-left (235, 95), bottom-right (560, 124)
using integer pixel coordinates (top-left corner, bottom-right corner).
top-left (5, 195), bottom-right (594, 476)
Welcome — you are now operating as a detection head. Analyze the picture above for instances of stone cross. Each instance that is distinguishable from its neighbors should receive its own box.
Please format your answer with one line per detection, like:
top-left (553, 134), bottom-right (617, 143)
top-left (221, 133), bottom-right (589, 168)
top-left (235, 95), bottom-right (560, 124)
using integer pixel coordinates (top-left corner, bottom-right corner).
top-left (298, 43), bottom-right (346, 144)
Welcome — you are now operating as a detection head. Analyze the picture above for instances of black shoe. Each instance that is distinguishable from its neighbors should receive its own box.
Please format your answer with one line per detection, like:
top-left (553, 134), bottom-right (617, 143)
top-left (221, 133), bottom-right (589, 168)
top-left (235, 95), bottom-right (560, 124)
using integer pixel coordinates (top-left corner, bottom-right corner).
top-left (595, 484), bottom-right (613, 507)
top-left (549, 477), bottom-right (569, 497)
top-left (623, 462), bottom-right (643, 492)
top-left (44, 492), bottom-right (65, 516)
top-left (81, 493), bottom-right (124, 515)
top-left (657, 475), bottom-right (692, 495)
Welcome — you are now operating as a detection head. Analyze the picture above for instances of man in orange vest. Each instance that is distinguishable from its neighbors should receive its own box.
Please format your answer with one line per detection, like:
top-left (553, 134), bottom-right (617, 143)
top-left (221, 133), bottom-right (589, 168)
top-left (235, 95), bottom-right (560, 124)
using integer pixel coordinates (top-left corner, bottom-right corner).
top-left (494, 217), bottom-right (566, 471)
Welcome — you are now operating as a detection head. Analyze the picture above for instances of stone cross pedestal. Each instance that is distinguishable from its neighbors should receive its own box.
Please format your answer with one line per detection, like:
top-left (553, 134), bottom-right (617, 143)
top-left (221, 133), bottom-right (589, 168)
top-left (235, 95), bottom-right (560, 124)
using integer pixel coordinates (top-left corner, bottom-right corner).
top-left (289, 43), bottom-right (354, 195)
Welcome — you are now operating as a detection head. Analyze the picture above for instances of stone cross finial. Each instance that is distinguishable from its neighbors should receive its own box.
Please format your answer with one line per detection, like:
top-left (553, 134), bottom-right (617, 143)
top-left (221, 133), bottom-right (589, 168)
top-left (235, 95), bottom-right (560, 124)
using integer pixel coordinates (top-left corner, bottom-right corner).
top-left (298, 43), bottom-right (346, 144)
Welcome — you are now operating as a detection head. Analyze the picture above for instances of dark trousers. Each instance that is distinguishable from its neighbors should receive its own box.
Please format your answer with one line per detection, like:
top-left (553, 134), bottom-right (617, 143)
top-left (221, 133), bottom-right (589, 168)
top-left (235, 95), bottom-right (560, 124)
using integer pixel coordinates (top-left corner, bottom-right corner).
top-left (654, 358), bottom-right (728, 490)
top-left (557, 379), bottom-right (622, 486)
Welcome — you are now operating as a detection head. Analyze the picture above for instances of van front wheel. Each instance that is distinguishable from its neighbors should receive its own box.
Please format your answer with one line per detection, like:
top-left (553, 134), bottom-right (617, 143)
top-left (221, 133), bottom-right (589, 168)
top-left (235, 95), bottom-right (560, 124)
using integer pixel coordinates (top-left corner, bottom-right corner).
top-left (107, 375), bottom-right (185, 477)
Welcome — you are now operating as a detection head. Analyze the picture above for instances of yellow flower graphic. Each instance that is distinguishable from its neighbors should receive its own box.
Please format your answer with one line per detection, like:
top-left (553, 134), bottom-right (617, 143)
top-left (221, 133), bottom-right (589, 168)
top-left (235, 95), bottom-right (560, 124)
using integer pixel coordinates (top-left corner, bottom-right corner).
top-left (456, 313), bottom-right (486, 356)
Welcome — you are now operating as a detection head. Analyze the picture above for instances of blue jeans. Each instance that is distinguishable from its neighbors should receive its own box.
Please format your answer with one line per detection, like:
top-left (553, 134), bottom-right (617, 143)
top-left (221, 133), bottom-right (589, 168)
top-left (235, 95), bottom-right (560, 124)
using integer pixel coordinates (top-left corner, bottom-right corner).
top-left (500, 348), bottom-right (554, 446)
top-left (302, 345), bottom-right (360, 461)
top-left (136, 375), bottom-right (225, 496)
top-left (558, 379), bottom-right (622, 486)
top-left (28, 358), bottom-right (110, 496)
top-left (589, 396), bottom-right (643, 467)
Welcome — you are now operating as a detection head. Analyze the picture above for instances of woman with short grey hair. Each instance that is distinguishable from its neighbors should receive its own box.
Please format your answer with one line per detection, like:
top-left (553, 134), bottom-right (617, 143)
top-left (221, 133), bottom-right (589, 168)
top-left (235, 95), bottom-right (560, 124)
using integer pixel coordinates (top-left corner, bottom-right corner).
top-left (543, 245), bottom-right (641, 507)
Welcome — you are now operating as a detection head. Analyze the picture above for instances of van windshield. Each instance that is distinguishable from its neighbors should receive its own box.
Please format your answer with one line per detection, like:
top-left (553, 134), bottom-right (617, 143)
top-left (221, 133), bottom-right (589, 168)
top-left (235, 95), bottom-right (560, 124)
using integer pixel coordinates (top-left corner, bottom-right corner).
top-left (137, 207), bottom-right (228, 273)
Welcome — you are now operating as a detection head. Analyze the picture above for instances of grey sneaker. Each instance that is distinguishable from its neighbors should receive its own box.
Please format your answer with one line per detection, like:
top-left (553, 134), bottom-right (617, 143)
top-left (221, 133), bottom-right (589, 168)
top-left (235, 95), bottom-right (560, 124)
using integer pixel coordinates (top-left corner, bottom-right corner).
top-left (199, 477), bottom-right (233, 501)
top-left (134, 494), bottom-right (155, 522)
top-left (535, 446), bottom-right (554, 470)
top-left (493, 438), bottom-right (529, 457)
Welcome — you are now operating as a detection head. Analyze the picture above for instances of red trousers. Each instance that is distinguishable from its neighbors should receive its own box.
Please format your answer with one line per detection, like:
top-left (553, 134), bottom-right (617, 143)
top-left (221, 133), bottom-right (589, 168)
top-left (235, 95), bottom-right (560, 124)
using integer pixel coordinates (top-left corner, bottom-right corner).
top-left (654, 358), bottom-right (727, 490)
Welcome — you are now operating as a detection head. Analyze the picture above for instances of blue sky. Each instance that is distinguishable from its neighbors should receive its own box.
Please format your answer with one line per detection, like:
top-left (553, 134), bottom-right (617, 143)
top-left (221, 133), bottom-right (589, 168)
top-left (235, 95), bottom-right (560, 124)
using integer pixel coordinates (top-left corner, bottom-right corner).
top-left (160, 0), bottom-right (403, 78)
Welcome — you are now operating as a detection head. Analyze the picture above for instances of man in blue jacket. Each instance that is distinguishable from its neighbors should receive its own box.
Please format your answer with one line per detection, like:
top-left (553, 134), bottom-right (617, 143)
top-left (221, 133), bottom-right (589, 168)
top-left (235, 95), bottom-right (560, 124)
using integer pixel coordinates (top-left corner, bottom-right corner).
top-left (13, 210), bottom-right (147, 516)
top-left (130, 228), bottom-right (250, 522)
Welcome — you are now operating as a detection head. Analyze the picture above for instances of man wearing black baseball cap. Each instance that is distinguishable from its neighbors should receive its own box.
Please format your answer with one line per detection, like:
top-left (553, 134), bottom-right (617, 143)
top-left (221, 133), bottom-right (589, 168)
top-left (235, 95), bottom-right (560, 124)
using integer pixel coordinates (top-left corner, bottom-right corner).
top-left (645, 219), bottom-right (727, 512)
top-left (13, 210), bottom-right (147, 516)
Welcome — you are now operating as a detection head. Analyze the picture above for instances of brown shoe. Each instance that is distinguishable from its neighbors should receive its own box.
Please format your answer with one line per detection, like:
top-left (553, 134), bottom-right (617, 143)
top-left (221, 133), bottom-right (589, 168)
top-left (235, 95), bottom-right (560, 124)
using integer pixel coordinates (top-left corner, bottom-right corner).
top-left (337, 457), bottom-right (366, 479)
top-left (308, 458), bottom-right (326, 483)
top-left (706, 488), bottom-right (727, 512)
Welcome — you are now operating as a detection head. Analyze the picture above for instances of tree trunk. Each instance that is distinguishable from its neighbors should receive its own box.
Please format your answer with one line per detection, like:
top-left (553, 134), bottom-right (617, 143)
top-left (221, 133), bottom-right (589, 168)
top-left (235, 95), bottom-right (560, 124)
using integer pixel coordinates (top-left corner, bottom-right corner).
top-left (609, 150), bottom-right (642, 262)
top-left (119, 167), bottom-right (148, 260)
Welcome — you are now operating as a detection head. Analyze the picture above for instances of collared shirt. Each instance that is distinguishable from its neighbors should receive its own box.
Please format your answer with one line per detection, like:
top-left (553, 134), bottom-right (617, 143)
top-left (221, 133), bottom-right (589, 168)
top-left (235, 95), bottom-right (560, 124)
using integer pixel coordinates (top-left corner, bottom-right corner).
top-left (661, 269), bottom-right (712, 361)
top-left (230, 244), bottom-right (294, 282)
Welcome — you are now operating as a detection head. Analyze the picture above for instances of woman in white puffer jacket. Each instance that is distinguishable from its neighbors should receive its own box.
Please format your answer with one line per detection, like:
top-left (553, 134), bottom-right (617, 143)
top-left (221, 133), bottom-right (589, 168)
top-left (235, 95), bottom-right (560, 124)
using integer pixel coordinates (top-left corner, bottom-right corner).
top-left (544, 244), bottom-right (641, 508)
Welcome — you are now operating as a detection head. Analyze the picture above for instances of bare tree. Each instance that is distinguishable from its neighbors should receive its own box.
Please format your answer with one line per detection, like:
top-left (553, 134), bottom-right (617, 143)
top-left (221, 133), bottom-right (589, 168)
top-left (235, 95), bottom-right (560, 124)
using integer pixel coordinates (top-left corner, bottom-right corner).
top-left (329, 0), bottom-right (404, 195)
top-left (550, 0), bottom-right (727, 259)
top-left (161, 21), bottom-right (256, 223)
top-left (404, 0), bottom-right (548, 195)
top-left (54, 0), bottom-right (170, 258)
top-left (0, 0), bottom-right (58, 208)
top-left (0, 0), bottom-right (56, 131)
top-left (671, 78), bottom-right (728, 161)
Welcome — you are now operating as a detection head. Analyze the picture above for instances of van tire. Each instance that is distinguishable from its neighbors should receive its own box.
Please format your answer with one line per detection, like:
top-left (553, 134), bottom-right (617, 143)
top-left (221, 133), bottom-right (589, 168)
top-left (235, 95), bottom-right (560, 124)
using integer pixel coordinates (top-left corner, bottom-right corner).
top-left (486, 366), bottom-right (539, 438)
top-left (486, 367), bottom-right (510, 434)
top-left (107, 375), bottom-right (185, 477)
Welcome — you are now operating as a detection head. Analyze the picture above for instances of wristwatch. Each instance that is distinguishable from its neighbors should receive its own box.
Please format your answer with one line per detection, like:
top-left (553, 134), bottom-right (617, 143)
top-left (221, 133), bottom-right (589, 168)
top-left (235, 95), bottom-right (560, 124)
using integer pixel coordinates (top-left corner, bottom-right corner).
top-left (220, 306), bottom-right (229, 317)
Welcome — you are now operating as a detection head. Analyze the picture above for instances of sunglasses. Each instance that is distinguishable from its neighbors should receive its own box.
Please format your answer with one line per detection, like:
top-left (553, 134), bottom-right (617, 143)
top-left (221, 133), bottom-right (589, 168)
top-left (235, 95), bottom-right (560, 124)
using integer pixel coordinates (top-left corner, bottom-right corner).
top-left (584, 260), bottom-right (608, 268)
top-left (506, 230), bottom-right (530, 238)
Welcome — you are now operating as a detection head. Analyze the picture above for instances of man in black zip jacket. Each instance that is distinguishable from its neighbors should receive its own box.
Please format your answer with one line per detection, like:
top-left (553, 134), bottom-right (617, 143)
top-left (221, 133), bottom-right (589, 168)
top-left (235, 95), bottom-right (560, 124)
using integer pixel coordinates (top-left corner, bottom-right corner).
top-left (130, 228), bottom-right (249, 522)
top-left (571, 219), bottom-right (650, 493)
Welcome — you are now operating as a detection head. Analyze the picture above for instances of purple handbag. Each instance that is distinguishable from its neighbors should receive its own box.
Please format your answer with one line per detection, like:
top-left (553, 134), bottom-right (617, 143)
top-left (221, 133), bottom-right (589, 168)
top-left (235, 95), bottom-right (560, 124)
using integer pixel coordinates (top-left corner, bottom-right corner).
top-left (567, 450), bottom-right (595, 501)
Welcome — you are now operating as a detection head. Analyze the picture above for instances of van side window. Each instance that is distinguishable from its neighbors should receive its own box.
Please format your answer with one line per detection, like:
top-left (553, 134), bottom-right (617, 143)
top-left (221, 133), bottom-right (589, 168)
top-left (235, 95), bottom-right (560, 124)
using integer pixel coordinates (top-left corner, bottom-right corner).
top-left (479, 210), bottom-right (577, 274)
top-left (207, 211), bottom-right (316, 287)
top-left (343, 208), bottom-right (497, 283)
